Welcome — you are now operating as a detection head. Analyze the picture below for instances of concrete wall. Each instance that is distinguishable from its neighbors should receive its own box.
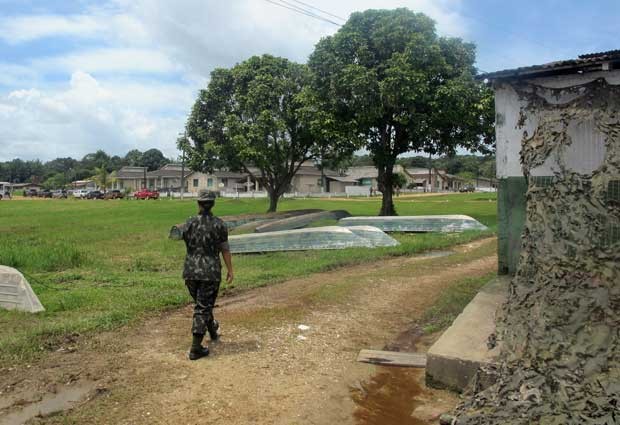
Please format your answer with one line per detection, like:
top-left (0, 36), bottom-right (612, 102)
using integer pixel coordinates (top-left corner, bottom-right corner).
top-left (291, 174), bottom-right (321, 193)
top-left (114, 178), bottom-right (143, 191)
top-left (495, 69), bottom-right (620, 274)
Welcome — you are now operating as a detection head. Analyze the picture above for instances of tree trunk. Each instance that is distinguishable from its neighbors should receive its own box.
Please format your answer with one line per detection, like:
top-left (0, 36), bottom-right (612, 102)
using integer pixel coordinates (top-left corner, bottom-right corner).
top-left (267, 189), bottom-right (279, 213)
top-left (377, 162), bottom-right (397, 216)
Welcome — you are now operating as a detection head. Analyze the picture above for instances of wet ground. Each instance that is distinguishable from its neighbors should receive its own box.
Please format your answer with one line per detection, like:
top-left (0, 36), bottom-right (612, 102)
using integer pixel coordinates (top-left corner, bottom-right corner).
top-left (0, 238), bottom-right (496, 424)
top-left (0, 381), bottom-right (97, 425)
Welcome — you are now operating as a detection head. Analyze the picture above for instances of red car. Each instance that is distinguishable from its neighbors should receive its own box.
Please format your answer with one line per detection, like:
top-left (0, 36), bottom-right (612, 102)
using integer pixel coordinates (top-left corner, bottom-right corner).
top-left (134, 189), bottom-right (159, 200)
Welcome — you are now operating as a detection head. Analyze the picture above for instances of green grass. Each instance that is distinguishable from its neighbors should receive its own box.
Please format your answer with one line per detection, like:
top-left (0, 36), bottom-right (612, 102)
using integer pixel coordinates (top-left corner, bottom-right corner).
top-left (420, 271), bottom-right (497, 334)
top-left (0, 193), bottom-right (496, 362)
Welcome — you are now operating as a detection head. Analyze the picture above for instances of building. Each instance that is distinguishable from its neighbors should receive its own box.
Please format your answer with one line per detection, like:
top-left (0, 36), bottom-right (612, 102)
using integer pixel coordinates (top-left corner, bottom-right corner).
top-left (405, 167), bottom-right (467, 191)
top-left (186, 170), bottom-right (258, 194)
top-left (113, 166), bottom-right (147, 192)
top-left (186, 164), bottom-right (352, 195)
top-left (289, 164), bottom-right (355, 193)
top-left (344, 165), bottom-right (466, 192)
top-left (69, 180), bottom-right (96, 190)
top-left (483, 50), bottom-right (620, 274)
top-left (472, 176), bottom-right (497, 191)
top-left (344, 165), bottom-right (414, 190)
top-left (145, 164), bottom-right (192, 192)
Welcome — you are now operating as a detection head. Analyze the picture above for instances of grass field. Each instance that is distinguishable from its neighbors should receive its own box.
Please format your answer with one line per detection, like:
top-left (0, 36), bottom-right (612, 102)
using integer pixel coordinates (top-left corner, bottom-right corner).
top-left (0, 193), bottom-right (496, 362)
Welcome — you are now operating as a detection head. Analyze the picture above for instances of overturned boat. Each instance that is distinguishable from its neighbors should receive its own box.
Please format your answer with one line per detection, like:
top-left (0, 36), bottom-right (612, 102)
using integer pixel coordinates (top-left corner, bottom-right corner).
top-left (339, 215), bottom-right (488, 233)
top-left (228, 225), bottom-right (397, 253)
top-left (254, 210), bottom-right (351, 233)
top-left (344, 226), bottom-right (400, 247)
top-left (0, 265), bottom-right (45, 313)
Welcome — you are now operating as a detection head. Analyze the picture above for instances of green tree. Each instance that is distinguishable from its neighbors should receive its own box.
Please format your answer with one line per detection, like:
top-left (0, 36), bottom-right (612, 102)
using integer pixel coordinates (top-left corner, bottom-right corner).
top-left (140, 148), bottom-right (168, 171)
top-left (185, 54), bottom-right (356, 212)
top-left (91, 165), bottom-right (117, 193)
top-left (124, 149), bottom-right (143, 166)
top-left (309, 8), bottom-right (494, 215)
top-left (43, 172), bottom-right (68, 190)
top-left (397, 155), bottom-right (429, 169)
top-left (479, 156), bottom-right (496, 179)
top-left (393, 172), bottom-right (407, 189)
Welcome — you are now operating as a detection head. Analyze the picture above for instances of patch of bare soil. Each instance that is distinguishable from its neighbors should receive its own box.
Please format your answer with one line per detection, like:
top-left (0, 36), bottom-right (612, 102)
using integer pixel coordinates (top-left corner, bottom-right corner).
top-left (0, 238), bottom-right (497, 425)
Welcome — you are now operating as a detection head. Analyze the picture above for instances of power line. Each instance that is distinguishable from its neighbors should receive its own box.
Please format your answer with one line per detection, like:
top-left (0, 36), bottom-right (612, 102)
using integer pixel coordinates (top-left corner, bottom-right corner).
top-left (288, 0), bottom-right (346, 22)
top-left (267, 0), bottom-right (342, 26)
top-left (263, 0), bottom-right (342, 27)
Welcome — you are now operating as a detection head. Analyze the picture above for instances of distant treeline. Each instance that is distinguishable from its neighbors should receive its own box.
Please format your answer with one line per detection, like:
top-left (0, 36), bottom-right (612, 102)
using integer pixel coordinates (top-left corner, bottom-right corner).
top-left (0, 149), bottom-right (170, 188)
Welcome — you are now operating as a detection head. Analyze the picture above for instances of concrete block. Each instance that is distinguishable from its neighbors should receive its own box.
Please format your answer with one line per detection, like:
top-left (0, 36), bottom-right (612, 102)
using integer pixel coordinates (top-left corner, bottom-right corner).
top-left (425, 276), bottom-right (508, 392)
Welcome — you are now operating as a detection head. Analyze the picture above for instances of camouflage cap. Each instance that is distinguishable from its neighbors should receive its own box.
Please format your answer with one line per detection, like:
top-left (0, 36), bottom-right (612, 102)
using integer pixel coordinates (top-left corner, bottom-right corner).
top-left (197, 190), bottom-right (217, 202)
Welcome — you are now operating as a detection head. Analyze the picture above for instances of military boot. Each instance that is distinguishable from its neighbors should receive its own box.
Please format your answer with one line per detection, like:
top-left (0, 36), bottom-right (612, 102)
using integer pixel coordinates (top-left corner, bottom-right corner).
top-left (207, 319), bottom-right (219, 341)
top-left (189, 333), bottom-right (209, 360)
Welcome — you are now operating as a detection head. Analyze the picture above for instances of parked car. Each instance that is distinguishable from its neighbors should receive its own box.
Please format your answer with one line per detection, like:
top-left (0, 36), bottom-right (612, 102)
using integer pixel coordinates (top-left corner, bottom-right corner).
top-left (134, 189), bottom-right (159, 200)
top-left (459, 185), bottom-right (475, 193)
top-left (52, 190), bottom-right (68, 199)
top-left (104, 189), bottom-right (125, 200)
top-left (38, 189), bottom-right (53, 198)
top-left (71, 189), bottom-right (90, 199)
top-left (85, 190), bottom-right (104, 199)
top-left (24, 189), bottom-right (38, 197)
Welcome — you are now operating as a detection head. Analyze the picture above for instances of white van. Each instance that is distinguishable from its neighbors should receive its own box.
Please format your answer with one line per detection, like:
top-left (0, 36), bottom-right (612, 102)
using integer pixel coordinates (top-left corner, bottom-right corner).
top-left (71, 189), bottom-right (90, 199)
top-left (0, 182), bottom-right (11, 199)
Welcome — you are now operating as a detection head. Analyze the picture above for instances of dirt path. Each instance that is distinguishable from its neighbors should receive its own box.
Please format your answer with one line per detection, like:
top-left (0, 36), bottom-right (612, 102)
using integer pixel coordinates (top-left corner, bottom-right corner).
top-left (0, 238), bottom-right (497, 425)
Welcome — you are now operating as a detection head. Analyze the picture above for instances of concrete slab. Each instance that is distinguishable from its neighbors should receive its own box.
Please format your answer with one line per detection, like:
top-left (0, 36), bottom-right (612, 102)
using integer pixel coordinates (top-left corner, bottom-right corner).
top-left (425, 276), bottom-right (508, 392)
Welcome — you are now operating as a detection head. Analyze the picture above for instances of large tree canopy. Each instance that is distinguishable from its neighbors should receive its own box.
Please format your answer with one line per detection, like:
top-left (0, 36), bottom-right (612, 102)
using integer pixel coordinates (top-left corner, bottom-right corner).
top-left (185, 54), bottom-right (355, 212)
top-left (140, 148), bottom-right (169, 171)
top-left (309, 8), bottom-right (494, 215)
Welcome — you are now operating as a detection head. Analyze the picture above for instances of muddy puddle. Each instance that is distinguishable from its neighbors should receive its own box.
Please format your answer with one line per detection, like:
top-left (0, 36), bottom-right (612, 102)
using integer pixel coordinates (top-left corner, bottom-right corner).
top-left (415, 250), bottom-right (454, 259)
top-left (0, 381), bottom-right (96, 425)
top-left (350, 367), bottom-right (428, 425)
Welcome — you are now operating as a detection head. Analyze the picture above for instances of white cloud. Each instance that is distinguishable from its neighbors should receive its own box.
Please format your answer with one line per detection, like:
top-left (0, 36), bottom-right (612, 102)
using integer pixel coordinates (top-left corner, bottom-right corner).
top-left (0, 14), bottom-right (105, 44)
top-left (0, 0), bottom-right (470, 162)
top-left (0, 71), bottom-right (188, 161)
top-left (34, 47), bottom-right (180, 75)
top-left (117, 0), bottom-right (468, 77)
top-left (0, 12), bottom-right (151, 45)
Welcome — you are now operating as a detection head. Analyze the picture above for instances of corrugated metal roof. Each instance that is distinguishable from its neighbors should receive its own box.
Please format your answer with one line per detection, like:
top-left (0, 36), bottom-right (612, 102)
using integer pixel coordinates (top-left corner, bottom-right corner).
top-left (327, 175), bottom-right (359, 183)
top-left (146, 169), bottom-right (191, 178)
top-left (480, 49), bottom-right (620, 80)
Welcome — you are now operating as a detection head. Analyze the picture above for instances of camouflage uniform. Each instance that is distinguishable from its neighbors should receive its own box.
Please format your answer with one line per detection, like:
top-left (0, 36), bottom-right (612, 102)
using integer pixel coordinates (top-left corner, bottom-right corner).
top-left (182, 212), bottom-right (229, 336)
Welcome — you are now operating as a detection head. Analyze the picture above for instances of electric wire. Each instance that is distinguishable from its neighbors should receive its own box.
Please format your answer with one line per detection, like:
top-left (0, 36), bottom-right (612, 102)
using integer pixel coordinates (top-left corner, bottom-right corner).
top-left (288, 0), bottom-right (346, 21)
top-left (263, 0), bottom-right (342, 26)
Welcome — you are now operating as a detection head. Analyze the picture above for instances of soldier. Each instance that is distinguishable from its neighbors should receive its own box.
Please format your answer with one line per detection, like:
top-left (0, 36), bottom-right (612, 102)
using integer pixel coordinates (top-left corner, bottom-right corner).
top-left (182, 190), bottom-right (233, 360)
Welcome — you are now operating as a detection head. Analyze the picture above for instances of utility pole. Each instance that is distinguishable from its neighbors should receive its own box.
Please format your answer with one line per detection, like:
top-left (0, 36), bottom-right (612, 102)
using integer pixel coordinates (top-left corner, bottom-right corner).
top-left (179, 132), bottom-right (186, 200)
top-left (427, 152), bottom-right (432, 193)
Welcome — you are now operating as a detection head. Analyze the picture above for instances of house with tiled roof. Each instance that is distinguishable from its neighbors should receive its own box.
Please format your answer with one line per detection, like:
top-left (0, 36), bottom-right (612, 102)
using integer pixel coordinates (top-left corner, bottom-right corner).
top-left (113, 166), bottom-right (147, 191)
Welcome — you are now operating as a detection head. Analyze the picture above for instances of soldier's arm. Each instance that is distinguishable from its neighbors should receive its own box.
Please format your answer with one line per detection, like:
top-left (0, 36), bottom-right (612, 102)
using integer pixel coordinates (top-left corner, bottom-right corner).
top-left (219, 222), bottom-right (233, 283)
top-left (222, 249), bottom-right (233, 284)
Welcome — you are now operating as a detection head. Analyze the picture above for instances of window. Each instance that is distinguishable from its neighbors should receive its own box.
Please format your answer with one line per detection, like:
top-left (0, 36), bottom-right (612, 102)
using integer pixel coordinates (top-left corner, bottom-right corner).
top-left (207, 178), bottom-right (213, 187)
top-left (193, 179), bottom-right (199, 188)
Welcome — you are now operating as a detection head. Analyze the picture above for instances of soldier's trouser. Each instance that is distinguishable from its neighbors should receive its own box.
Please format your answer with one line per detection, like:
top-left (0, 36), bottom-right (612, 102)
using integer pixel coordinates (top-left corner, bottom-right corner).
top-left (185, 280), bottom-right (220, 335)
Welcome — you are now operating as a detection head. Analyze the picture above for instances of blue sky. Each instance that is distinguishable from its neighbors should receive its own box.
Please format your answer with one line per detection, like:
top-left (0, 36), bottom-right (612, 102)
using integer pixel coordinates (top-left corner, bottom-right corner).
top-left (0, 0), bottom-right (618, 162)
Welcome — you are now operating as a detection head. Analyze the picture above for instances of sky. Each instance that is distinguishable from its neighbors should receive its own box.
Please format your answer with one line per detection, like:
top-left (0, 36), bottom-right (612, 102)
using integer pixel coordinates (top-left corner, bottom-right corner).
top-left (0, 0), bottom-right (618, 163)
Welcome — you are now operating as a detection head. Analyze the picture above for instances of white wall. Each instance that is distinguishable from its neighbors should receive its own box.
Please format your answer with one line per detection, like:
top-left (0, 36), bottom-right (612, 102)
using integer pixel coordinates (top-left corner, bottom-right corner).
top-left (495, 70), bottom-right (620, 178)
